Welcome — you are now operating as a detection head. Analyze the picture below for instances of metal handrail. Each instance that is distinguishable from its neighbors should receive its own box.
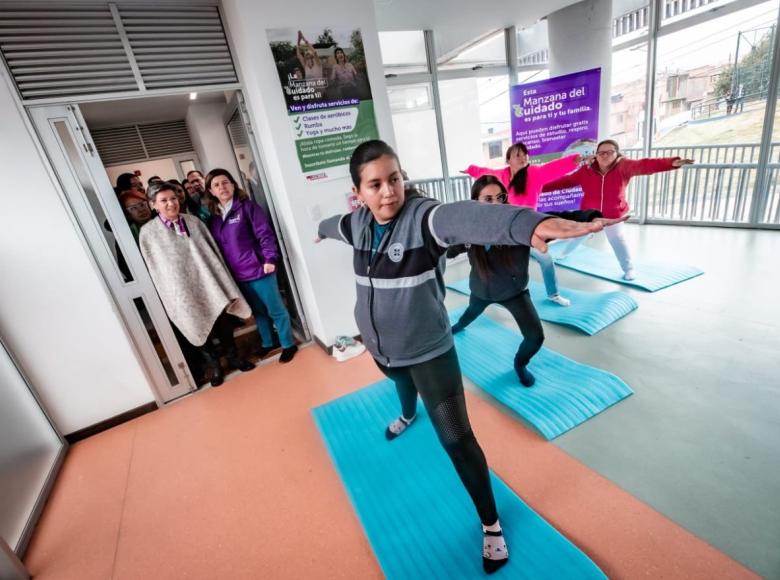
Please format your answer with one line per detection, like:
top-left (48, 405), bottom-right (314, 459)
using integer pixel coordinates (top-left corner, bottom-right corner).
top-left (409, 143), bottom-right (780, 225)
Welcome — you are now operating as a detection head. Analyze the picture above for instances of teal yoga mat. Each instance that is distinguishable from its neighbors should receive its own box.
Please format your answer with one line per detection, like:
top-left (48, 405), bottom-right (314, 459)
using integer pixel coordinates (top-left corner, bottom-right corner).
top-left (446, 279), bottom-right (637, 335)
top-left (549, 244), bottom-right (703, 291)
top-left (450, 308), bottom-right (633, 440)
top-left (313, 379), bottom-right (607, 580)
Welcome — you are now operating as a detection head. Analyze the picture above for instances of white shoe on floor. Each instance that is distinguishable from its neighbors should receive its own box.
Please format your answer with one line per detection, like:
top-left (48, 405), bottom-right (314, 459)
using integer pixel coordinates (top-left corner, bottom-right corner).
top-left (332, 336), bottom-right (366, 362)
top-left (623, 269), bottom-right (636, 281)
top-left (547, 294), bottom-right (571, 307)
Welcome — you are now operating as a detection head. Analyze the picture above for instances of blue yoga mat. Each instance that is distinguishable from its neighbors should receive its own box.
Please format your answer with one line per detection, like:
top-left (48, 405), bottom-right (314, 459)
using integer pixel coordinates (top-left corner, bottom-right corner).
top-left (447, 279), bottom-right (637, 336)
top-left (313, 379), bottom-right (607, 580)
top-left (450, 308), bottom-right (633, 440)
top-left (549, 244), bottom-right (703, 291)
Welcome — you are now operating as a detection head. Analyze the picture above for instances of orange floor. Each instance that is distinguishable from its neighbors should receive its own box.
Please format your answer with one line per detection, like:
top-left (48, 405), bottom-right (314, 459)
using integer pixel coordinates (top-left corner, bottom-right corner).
top-left (24, 345), bottom-right (758, 579)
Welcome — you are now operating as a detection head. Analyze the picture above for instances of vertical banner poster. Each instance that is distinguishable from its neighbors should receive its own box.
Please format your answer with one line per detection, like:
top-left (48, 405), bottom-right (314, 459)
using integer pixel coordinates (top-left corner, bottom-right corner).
top-left (268, 28), bottom-right (379, 183)
top-left (510, 68), bottom-right (601, 212)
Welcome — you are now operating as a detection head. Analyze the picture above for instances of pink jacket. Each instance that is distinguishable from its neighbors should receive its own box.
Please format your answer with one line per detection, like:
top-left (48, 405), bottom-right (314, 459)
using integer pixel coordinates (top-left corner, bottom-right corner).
top-left (464, 154), bottom-right (580, 209)
top-left (541, 156), bottom-right (680, 218)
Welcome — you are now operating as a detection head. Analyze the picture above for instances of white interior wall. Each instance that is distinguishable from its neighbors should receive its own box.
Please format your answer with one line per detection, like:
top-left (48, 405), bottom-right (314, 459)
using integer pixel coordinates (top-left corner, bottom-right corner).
top-left (185, 101), bottom-right (241, 179)
top-left (0, 70), bottom-right (154, 435)
top-left (220, 0), bottom-right (397, 346)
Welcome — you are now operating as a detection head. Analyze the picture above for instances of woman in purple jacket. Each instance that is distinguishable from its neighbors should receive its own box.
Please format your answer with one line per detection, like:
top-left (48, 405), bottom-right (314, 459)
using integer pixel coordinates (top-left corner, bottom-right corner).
top-left (205, 168), bottom-right (297, 363)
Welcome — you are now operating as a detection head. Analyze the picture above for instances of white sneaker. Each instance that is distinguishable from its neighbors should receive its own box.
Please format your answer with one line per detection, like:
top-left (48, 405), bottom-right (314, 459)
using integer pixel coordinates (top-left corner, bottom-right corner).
top-left (548, 294), bottom-right (571, 307)
top-left (623, 269), bottom-right (636, 281)
top-left (332, 336), bottom-right (366, 362)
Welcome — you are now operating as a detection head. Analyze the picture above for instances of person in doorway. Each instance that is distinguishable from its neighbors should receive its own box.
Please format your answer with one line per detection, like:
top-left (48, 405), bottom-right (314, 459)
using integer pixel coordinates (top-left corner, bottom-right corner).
top-left (542, 139), bottom-right (693, 280)
top-left (186, 170), bottom-right (210, 217)
top-left (205, 168), bottom-right (298, 363)
top-left (170, 180), bottom-right (208, 221)
top-left (119, 189), bottom-right (153, 241)
top-left (447, 175), bottom-right (613, 387)
top-left (115, 172), bottom-right (145, 197)
top-left (139, 182), bottom-right (255, 387)
top-left (463, 143), bottom-right (585, 307)
top-left (110, 174), bottom-right (149, 281)
top-left (316, 139), bottom-right (622, 574)
top-left (296, 30), bottom-right (323, 79)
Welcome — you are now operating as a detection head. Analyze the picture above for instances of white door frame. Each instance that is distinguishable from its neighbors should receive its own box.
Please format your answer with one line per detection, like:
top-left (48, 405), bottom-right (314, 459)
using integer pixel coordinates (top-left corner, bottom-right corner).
top-left (223, 89), bottom-right (311, 341)
top-left (28, 104), bottom-right (197, 404)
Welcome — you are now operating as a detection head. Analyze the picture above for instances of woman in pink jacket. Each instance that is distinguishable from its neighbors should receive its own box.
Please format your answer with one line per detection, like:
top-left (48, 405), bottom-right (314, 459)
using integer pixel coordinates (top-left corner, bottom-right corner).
top-left (463, 142), bottom-right (582, 306)
top-left (542, 139), bottom-right (693, 280)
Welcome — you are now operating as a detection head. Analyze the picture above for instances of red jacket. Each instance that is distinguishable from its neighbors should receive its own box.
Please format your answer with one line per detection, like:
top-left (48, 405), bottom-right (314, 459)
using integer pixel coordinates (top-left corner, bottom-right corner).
top-left (541, 156), bottom-right (680, 218)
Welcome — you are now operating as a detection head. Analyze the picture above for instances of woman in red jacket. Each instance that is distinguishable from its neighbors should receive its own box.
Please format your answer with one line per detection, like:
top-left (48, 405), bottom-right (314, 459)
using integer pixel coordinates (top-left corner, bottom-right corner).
top-left (542, 139), bottom-right (693, 280)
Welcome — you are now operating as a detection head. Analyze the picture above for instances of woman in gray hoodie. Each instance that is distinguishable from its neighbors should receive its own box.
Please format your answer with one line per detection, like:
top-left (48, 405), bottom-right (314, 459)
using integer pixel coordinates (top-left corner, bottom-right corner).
top-left (317, 140), bottom-right (623, 574)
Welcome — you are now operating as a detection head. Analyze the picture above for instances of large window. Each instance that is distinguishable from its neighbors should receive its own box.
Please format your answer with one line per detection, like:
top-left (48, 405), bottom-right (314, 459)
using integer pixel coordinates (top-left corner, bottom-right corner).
top-left (388, 83), bottom-right (443, 181)
top-left (649, 0), bottom-right (779, 221)
top-left (762, 64), bottom-right (780, 224)
top-left (378, 2), bottom-right (780, 225)
top-left (662, 0), bottom-right (737, 24)
top-left (378, 31), bottom-right (428, 76)
top-left (517, 20), bottom-right (549, 67)
top-left (610, 43), bottom-right (649, 149)
top-left (440, 75), bottom-right (511, 175)
top-left (438, 30), bottom-right (506, 71)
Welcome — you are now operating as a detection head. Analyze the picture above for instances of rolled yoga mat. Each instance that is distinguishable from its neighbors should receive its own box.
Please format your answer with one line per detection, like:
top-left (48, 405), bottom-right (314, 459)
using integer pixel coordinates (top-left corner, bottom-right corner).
top-left (446, 279), bottom-right (637, 336)
top-left (549, 244), bottom-right (703, 292)
top-left (450, 307), bottom-right (633, 440)
top-left (313, 379), bottom-right (607, 580)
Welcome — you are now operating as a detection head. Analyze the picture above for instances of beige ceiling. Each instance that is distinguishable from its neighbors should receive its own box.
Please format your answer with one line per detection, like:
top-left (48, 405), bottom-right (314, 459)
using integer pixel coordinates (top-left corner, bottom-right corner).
top-left (80, 91), bottom-right (231, 129)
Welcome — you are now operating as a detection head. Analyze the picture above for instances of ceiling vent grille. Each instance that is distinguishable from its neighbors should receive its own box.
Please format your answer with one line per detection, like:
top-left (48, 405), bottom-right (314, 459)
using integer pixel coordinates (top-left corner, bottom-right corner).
top-left (0, 7), bottom-right (137, 99)
top-left (118, 5), bottom-right (238, 90)
top-left (91, 119), bottom-right (194, 166)
top-left (0, 4), bottom-right (238, 101)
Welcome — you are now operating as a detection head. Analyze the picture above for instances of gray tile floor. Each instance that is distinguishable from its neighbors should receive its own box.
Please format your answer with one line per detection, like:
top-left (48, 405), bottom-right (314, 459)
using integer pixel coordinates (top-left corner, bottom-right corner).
top-left (443, 223), bottom-right (780, 579)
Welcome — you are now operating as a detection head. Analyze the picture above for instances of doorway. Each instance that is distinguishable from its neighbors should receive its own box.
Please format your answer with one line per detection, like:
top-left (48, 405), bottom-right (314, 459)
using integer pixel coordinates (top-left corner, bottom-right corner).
top-left (29, 90), bottom-right (309, 404)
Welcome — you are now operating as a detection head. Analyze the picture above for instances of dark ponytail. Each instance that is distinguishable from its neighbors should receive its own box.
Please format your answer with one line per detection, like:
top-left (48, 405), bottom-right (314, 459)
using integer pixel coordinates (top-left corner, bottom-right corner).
top-left (349, 140), bottom-right (401, 187)
top-left (469, 176), bottom-right (516, 280)
top-left (506, 142), bottom-right (529, 195)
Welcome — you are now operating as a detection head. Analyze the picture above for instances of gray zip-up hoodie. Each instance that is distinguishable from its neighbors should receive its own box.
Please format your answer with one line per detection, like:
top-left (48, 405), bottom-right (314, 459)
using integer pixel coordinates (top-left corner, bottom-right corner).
top-left (318, 194), bottom-right (550, 367)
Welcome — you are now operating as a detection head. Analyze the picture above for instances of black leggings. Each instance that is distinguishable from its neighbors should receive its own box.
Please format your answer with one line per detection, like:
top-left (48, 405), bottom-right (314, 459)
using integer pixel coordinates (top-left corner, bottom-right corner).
top-left (376, 347), bottom-right (498, 525)
top-left (455, 290), bottom-right (544, 369)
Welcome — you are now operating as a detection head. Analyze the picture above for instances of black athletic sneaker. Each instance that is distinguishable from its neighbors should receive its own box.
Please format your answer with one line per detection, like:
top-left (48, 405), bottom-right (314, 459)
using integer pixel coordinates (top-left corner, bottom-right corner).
top-left (279, 345), bottom-right (298, 363)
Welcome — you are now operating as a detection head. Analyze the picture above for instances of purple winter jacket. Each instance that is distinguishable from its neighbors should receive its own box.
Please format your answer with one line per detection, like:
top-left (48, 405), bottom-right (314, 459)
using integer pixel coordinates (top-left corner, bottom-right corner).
top-left (208, 196), bottom-right (280, 283)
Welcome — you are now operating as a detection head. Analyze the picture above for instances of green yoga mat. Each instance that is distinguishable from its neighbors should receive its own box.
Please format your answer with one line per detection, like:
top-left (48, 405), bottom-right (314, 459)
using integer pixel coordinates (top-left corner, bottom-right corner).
top-left (313, 379), bottom-right (607, 579)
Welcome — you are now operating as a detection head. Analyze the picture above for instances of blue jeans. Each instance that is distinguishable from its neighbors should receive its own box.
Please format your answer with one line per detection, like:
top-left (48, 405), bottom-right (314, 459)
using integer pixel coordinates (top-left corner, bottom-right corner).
top-left (239, 273), bottom-right (294, 348)
top-left (529, 248), bottom-right (560, 297)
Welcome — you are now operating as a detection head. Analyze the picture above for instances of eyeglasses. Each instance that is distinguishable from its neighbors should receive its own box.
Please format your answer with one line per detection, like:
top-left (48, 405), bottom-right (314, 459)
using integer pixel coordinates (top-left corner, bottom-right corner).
top-left (596, 150), bottom-right (617, 157)
top-left (478, 193), bottom-right (507, 204)
top-left (125, 202), bottom-right (148, 212)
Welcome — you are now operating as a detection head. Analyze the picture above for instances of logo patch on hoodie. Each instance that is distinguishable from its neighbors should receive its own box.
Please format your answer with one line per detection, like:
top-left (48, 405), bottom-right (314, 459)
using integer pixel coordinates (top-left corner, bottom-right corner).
top-left (228, 214), bottom-right (241, 225)
top-left (387, 242), bottom-right (404, 263)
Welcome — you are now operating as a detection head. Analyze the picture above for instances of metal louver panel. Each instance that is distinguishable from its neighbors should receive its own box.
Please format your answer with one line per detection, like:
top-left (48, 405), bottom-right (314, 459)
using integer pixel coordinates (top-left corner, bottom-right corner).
top-left (138, 120), bottom-right (194, 158)
top-left (119, 5), bottom-right (238, 90)
top-left (91, 120), bottom-right (194, 166)
top-left (227, 111), bottom-right (248, 146)
top-left (91, 125), bottom-right (146, 165)
top-left (0, 7), bottom-right (137, 99)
